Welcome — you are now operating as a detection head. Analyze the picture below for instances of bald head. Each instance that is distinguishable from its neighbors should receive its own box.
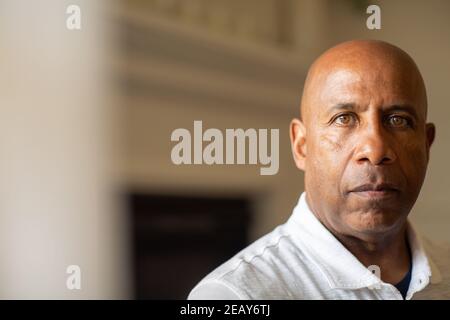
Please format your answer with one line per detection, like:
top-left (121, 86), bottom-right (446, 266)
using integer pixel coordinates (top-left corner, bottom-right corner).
top-left (290, 39), bottom-right (435, 242)
top-left (300, 40), bottom-right (428, 123)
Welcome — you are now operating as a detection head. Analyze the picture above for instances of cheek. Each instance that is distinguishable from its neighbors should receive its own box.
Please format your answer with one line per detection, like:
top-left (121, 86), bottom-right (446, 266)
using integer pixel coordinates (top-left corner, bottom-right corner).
top-left (398, 138), bottom-right (429, 186)
top-left (307, 131), bottom-right (348, 188)
top-left (318, 130), bottom-right (344, 153)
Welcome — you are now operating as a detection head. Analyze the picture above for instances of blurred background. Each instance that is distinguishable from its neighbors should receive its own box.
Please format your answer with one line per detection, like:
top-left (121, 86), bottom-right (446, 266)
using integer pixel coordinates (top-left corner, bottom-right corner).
top-left (0, 0), bottom-right (449, 299)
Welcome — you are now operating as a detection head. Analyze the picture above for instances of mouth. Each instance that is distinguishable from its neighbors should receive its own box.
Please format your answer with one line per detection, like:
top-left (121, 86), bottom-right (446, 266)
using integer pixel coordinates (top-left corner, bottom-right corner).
top-left (349, 183), bottom-right (399, 199)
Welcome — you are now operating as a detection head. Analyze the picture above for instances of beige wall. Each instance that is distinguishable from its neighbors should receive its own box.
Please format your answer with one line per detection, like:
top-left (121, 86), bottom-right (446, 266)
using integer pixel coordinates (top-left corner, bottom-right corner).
top-left (122, 0), bottom-right (450, 243)
top-left (118, 3), bottom-right (307, 239)
top-left (0, 0), bottom-right (130, 298)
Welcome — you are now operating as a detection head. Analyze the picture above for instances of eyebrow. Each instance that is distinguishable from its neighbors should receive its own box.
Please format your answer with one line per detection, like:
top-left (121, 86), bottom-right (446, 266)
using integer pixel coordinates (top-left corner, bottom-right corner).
top-left (327, 103), bottom-right (420, 120)
top-left (386, 105), bottom-right (420, 121)
top-left (327, 103), bottom-right (358, 114)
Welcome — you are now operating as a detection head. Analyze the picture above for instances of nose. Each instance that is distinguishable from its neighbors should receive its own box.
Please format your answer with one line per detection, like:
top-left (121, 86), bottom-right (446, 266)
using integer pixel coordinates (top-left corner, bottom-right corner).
top-left (354, 123), bottom-right (397, 166)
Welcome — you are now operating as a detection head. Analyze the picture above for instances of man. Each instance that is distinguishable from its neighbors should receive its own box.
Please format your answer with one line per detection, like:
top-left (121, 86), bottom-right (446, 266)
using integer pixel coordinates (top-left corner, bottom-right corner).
top-left (188, 40), bottom-right (450, 299)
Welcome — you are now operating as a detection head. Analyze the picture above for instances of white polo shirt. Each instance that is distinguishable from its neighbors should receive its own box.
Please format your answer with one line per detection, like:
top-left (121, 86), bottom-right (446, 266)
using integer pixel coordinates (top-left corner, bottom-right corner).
top-left (188, 192), bottom-right (450, 300)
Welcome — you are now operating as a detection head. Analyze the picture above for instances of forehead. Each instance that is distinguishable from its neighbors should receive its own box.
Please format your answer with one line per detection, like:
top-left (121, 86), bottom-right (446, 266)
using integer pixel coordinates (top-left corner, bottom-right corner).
top-left (314, 65), bottom-right (425, 117)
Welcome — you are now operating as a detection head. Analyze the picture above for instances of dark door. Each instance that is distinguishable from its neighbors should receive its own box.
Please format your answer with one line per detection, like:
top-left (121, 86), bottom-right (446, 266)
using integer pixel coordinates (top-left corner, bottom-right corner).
top-left (129, 193), bottom-right (252, 299)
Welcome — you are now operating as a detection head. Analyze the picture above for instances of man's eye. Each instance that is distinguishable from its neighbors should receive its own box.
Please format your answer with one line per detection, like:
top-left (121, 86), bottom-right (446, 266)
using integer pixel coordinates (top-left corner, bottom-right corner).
top-left (334, 114), bottom-right (355, 126)
top-left (387, 115), bottom-right (410, 128)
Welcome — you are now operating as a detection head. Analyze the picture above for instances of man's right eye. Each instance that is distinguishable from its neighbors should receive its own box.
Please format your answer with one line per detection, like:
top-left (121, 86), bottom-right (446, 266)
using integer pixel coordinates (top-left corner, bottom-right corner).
top-left (334, 114), bottom-right (356, 126)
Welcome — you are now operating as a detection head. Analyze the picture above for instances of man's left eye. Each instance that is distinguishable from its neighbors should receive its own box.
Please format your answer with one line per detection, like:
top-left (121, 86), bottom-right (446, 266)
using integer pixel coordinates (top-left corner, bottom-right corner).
top-left (387, 115), bottom-right (410, 127)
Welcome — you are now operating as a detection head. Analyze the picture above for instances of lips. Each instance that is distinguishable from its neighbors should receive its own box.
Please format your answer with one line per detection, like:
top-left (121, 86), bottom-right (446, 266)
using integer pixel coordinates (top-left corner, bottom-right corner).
top-left (349, 183), bottom-right (399, 199)
top-left (350, 183), bottom-right (399, 193)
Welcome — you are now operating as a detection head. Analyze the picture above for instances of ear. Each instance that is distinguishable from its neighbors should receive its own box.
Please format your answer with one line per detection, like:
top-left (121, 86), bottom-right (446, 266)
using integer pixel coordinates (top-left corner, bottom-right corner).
top-left (290, 118), bottom-right (307, 171)
top-left (425, 122), bottom-right (436, 161)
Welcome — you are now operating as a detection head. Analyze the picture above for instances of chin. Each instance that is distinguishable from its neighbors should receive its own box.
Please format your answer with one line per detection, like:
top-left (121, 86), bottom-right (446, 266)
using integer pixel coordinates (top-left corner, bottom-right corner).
top-left (347, 210), bottom-right (402, 235)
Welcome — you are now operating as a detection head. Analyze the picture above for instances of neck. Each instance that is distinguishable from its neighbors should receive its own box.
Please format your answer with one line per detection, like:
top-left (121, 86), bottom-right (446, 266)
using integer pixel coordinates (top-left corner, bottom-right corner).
top-left (304, 192), bottom-right (412, 285)
top-left (333, 224), bottom-right (411, 285)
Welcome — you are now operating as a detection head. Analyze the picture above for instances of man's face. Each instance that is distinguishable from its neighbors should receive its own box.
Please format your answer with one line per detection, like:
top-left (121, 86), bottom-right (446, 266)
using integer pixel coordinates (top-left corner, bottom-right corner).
top-left (299, 58), bottom-right (435, 238)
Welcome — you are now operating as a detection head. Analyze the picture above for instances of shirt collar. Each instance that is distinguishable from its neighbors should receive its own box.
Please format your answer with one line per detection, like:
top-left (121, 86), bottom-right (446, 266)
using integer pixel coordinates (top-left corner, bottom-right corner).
top-left (405, 219), bottom-right (442, 298)
top-left (286, 192), bottom-right (441, 292)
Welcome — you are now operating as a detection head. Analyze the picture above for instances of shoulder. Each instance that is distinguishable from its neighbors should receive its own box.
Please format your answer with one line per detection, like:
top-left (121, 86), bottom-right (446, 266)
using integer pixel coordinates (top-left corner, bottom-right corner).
top-left (188, 280), bottom-right (242, 300)
top-left (188, 223), bottom-right (310, 299)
